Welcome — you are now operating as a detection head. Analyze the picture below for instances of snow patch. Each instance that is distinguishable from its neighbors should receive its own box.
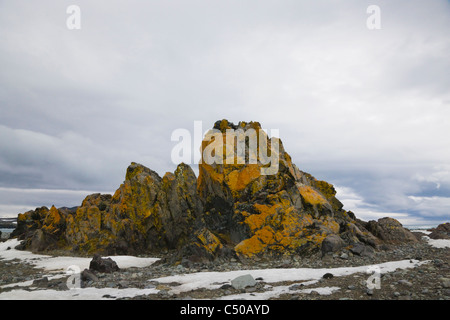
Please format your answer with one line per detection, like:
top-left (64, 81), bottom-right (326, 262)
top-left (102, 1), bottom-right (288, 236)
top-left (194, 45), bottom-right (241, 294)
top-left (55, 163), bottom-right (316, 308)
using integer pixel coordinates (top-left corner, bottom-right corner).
top-left (423, 236), bottom-right (450, 248)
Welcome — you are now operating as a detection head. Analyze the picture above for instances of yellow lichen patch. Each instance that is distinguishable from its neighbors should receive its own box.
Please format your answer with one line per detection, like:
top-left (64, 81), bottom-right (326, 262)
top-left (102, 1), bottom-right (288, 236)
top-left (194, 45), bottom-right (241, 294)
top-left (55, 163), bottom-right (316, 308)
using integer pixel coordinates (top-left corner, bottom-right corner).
top-left (219, 119), bottom-right (231, 132)
top-left (321, 217), bottom-right (340, 234)
top-left (196, 229), bottom-right (223, 254)
top-left (163, 172), bottom-right (175, 182)
top-left (255, 226), bottom-right (275, 244)
top-left (298, 185), bottom-right (328, 206)
top-left (226, 164), bottom-right (261, 193)
top-left (44, 206), bottom-right (61, 227)
top-left (245, 203), bottom-right (276, 232)
top-left (305, 232), bottom-right (327, 246)
top-left (200, 163), bottom-right (224, 184)
top-left (235, 229), bottom-right (272, 258)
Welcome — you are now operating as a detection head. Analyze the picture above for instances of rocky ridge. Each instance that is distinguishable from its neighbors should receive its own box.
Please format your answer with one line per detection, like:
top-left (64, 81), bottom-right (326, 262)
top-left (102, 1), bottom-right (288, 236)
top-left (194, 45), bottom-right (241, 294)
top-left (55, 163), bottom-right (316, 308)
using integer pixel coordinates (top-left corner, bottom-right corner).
top-left (11, 120), bottom-right (420, 264)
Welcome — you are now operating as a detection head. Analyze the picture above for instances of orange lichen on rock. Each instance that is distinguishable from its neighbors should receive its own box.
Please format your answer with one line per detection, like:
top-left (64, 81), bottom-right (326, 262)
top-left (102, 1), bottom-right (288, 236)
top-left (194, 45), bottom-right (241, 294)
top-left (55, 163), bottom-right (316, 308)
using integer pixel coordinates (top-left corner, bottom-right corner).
top-left (196, 228), bottom-right (223, 255)
top-left (226, 164), bottom-right (261, 193)
top-left (235, 226), bottom-right (275, 257)
top-left (298, 185), bottom-right (328, 205)
top-left (245, 203), bottom-right (275, 232)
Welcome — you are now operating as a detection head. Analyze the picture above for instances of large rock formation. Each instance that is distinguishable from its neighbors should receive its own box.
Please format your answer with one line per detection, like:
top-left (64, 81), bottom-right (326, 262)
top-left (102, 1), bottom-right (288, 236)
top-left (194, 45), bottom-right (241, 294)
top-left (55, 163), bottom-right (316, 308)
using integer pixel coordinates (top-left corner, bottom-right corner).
top-left (12, 120), bottom-right (418, 262)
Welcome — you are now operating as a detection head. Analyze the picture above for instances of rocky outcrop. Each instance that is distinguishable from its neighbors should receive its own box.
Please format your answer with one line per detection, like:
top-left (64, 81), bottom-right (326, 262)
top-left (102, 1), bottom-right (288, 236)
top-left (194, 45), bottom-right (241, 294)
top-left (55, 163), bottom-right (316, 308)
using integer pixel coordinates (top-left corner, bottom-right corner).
top-left (64, 162), bottom-right (203, 255)
top-left (196, 119), bottom-right (355, 258)
top-left (363, 217), bottom-right (418, 245)
top-left (11, 120), bottom-right (421, 262)
top-left (428, 223), bottom-right (450, 240)
top-left (11, 205), bottom-right (70, 252)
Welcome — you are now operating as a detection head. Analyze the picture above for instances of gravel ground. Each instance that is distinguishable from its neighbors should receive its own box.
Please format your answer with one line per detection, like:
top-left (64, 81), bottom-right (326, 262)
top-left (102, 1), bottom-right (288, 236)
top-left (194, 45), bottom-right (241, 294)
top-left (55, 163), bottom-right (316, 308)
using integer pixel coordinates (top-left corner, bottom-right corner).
top-left (0, 234), bottom-right (448, 300)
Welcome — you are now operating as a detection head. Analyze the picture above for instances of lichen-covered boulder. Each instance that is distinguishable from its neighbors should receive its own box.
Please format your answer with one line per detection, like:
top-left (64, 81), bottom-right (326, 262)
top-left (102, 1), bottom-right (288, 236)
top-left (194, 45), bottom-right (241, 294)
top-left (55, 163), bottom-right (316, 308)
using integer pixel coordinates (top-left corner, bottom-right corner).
top-left (66, 162), bottom-right (203, 255)
top-left (12, 205), bottom-right (68, 252)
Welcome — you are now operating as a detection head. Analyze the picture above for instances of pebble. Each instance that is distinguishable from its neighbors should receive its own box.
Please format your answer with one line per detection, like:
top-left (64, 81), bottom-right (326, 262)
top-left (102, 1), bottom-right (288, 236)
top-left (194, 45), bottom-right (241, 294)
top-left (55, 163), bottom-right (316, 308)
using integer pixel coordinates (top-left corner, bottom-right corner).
top-left (440, 277), bottom-right (450, 288)
top-left (398, 280), bottom-right (413, 287)
top-left (340, 253), bottom-right (349, 260)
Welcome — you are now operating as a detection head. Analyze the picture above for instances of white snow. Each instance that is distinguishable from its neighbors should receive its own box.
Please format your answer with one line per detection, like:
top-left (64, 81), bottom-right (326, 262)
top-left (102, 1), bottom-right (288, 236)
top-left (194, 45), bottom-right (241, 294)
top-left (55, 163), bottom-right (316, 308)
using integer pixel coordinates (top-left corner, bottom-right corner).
top-left (422, 236), bottom-right (450, 248)
top-left (0, 239), bottom-right (159, 272)
top-left (0, 287), bottom-right (159, 300)
top-left (0, 238), bottom-right (160, 300)
top-left (150, 259), bottom-right (428, 299)
top-left (218, 284), bottom-right (340, 300)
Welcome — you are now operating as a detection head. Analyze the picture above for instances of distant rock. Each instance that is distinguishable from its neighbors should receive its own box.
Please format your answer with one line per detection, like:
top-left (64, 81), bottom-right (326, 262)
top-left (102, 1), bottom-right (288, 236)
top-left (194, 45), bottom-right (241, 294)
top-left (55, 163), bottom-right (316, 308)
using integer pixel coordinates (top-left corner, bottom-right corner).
top-left (428, 223), bottom-right (450, 240)
top-left (364, 217), bottom-right (418, 244)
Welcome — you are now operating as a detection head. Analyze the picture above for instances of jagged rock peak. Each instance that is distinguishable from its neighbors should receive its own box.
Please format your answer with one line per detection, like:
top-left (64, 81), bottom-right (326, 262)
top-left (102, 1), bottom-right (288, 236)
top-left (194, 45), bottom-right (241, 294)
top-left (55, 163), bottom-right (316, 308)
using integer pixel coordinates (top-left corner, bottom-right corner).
top-left (11, 120), bottom-right (420, 263)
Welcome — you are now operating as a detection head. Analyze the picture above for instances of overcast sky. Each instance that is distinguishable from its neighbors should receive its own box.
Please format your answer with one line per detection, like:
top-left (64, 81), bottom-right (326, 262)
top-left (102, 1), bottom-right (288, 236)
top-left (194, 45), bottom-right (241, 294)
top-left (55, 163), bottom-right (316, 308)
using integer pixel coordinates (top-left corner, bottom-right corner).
top-left (0, 0), bottom-right (449, 226)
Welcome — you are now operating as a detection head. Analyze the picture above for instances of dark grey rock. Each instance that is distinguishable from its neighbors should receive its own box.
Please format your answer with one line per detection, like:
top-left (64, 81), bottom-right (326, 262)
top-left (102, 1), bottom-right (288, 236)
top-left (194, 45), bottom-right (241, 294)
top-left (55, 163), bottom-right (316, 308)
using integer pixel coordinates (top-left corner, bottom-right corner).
top-left (89, 254), bottom-right (120, 273)
top-left (321, 235), bottom-right (345, 256)
top-left (81, 268), bottom-right (99, 282)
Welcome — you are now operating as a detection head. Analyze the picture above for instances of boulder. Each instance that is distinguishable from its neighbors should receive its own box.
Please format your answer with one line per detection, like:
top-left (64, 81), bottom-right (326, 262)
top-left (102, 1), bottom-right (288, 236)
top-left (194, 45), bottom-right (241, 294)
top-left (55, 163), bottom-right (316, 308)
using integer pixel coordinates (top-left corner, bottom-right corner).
top-left (365, 217), bottom-right (417, 244)
top-left (89, 254), bottom-right (120, 273)
top-left (428, 223), bottom-right (450, 240)
top-left (321, 234), bottom-right (345, 256)
top-left (231, 274), bottom-right (257, 289)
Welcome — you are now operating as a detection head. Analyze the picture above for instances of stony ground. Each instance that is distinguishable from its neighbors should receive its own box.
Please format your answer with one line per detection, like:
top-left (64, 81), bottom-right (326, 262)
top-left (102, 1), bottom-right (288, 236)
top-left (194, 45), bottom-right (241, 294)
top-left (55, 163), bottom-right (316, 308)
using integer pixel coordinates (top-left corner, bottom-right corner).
top-left (0, 235), bottom-right (448, 300)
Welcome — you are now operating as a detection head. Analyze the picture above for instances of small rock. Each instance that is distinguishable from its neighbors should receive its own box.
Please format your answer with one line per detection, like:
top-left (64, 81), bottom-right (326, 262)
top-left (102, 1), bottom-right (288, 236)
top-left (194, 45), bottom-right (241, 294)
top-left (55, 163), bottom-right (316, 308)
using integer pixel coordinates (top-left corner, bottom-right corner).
top-left (440, 277), bottom-right (450, 288)
top-left (81, 269), bottom-right (99, 283)
top-left (220, 284), bottom-right (233, 290)
top-left (366, 288), bottom-right (374, 296)
top-left (347, 285), bottom-right (356, 290)
top-left (323, 273), bottom-right (334, 279)
top-left (32, 277), bottom-right (49, 287)
top-left (231, 274), bottom-right (256, 290)
top-left (398, 280), bottom-right (413, 287)
top-left (289, 283), bottom-right (304, 291)
top-left (144, 283), bottom-right (156, 289)
top-left (340, 253), bottom-right (349, 260)
top-left (394, 292), bottom-right (401, 297)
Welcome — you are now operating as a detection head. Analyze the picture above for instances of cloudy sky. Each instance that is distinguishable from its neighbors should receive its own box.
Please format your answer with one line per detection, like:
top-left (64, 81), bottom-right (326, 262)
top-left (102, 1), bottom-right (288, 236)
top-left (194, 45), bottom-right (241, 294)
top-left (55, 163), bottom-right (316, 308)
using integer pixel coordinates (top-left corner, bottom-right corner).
top-left (1, 0), bottom-right (449, 226)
